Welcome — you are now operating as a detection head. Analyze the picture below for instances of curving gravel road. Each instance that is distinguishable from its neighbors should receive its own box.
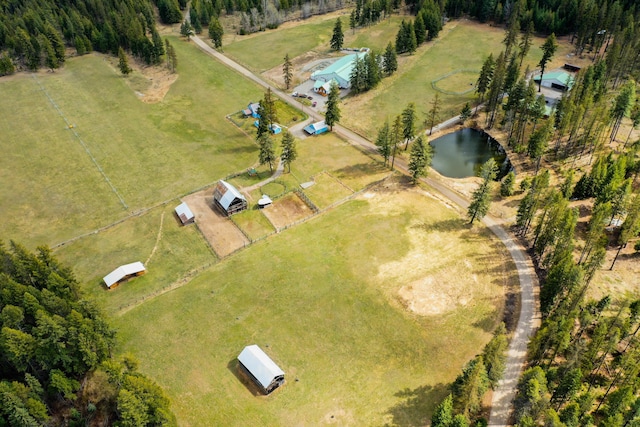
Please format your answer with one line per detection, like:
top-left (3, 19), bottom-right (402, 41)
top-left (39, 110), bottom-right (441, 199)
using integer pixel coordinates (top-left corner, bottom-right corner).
top-left (190, 34), bottom-right (539, 426)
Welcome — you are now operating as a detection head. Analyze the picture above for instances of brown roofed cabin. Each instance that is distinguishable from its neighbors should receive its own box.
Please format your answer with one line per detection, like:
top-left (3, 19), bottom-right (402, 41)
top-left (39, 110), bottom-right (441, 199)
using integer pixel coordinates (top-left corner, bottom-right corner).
top-left (213, 180), bottom-right (247, 216)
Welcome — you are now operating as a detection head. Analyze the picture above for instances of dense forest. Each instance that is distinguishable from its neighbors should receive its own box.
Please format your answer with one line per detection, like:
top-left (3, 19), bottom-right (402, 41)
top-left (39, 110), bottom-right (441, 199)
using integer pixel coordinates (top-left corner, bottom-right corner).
top-left (0, 242), bottom-right (176, 426)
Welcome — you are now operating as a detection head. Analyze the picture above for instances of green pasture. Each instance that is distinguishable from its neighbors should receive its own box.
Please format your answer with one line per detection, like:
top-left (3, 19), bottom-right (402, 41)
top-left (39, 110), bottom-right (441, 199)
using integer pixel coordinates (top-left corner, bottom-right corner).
top-left (53, 203), bottom-right (215, 314)
top-left (346, 15), bottom-right (406, 52)
top-left (224, 18), bottom-right (336, 72)
top-left (231, 207), bottom-right (276, 240)
top-left (223, 13), bottom-right (404, 73)
top-left (342, 20), bottom-right (547, 138)
top-left (113, 185), bottom-right (511, 425)
top-left (0, 37), bottom-right (268, 247)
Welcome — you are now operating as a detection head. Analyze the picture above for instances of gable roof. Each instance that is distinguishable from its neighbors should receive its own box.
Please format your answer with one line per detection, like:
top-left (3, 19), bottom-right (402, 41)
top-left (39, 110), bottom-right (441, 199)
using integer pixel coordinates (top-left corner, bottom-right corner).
top-left (304, 120), bottom-right (328, 134)
top-left (175, 202), bottom-right (194, 224)
top-left (215, 180), bottom-right (246, 210)
top-left (237, 345), bottom-right (284, 389)
top-left (103, 262), bottom-right (145, 288)
top-left (311, 53), bottom-right (366, 83)
top-left (535, 71), bottom-right (574, 87)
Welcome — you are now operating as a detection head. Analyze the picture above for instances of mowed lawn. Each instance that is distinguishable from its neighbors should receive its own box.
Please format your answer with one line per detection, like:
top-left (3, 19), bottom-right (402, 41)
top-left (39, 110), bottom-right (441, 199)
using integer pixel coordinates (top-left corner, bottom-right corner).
top-left (113, 184), bottom-right (514, 426)
top-left (0, 36), bottom-right (265, 247)
top-left (341, 20), bottom-right (546, 139)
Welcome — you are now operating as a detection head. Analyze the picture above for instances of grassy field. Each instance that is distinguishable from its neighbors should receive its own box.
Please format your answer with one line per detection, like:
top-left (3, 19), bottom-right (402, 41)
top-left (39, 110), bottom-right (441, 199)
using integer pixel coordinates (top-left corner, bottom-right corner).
top-left (224, 12), bottom-right (406, 73)
top-left (53, 203), bottom-right (215, 314)
top-left (341, 20), bottom-right (547, 139)
top-left (112, 181), bottom-right (514, 425)
top-left (0, 37), bottom-right (264, 248)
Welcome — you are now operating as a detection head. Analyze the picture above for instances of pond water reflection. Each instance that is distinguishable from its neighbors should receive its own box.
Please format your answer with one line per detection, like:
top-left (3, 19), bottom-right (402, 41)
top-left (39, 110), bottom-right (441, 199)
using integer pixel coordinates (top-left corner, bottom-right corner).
top-left (430, 128), bottom-right (513, 179)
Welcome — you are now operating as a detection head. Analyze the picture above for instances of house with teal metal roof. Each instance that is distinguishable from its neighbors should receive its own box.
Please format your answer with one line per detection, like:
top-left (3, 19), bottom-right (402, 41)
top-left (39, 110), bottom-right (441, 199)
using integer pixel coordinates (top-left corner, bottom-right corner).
top-left (311, 53), bottom-right (367, 89)
top-left (534, 71), bottom-right (574, 91)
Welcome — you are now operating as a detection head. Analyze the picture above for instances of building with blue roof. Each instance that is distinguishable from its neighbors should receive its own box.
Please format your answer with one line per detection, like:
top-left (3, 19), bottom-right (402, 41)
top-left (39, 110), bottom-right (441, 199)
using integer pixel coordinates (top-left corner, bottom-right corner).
top-left (303, 120), bottom-right (329, 135)
top-left (311, 53), bottom-right (366, 89)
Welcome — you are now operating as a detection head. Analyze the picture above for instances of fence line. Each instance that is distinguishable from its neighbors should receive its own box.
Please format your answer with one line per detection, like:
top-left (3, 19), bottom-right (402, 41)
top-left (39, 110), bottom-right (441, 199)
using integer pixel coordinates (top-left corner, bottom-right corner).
top-left (32, 74), bottom-right (128, 210)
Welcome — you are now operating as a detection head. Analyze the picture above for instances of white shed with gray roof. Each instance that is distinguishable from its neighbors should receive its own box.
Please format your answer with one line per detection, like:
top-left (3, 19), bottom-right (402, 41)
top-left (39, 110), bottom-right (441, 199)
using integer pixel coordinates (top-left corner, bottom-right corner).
top-left (237, 345), bottom-right (285, 394)
top-left (103, 262), bottom-right (146, 289)
top-left (174, 202), bottom-right (195, 225)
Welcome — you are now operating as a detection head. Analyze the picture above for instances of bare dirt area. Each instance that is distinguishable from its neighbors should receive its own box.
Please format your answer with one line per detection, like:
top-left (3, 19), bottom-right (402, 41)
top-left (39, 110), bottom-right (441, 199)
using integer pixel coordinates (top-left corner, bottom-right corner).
top-left (261, 192), bottom-right (314, 229)
top-left (182, 190), bottom-right (249, 257)
top-left (103, 53), bottom-right (178, 103)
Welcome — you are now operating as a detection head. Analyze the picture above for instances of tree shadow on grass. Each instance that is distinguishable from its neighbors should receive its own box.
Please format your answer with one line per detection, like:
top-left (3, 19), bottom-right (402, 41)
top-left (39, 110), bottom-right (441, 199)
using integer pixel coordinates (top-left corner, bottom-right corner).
top-left (383, 383), bottom-right (449, 427)
top-left (411, 218), bottom-right (466, 234)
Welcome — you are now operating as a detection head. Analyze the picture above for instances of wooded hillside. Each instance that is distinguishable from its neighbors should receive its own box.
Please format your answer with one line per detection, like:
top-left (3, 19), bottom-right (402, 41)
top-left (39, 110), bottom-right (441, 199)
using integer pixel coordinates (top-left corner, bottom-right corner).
top-left (0, 242), bottom-right (176, 426)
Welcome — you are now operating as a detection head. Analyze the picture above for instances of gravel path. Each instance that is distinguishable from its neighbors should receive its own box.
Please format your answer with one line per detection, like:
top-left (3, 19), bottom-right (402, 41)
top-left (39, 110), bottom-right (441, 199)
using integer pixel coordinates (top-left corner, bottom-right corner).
top-left (191, 33), bottom-right (539, 425)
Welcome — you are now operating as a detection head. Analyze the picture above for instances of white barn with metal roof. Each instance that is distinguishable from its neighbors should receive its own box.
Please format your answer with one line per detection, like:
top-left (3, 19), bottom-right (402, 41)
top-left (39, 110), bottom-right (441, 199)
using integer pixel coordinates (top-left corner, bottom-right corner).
top-left (213, 180), bottom-right (247, 215)
top-left (237, 345), bottom-right (285, 394)
top-left (103, 262), bottom-right (146, 289)
top-left (174, 202), bottom-right (195, 225)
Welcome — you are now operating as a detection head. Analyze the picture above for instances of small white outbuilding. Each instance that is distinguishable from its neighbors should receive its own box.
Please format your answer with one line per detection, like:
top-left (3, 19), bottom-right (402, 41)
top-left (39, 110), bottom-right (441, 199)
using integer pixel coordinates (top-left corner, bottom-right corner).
top-left (103, 262), bottom-right (146, 289)
top-left (174, 202), bottom-right (195, 225)
top-left (237, 345), bottom-right (285, 394)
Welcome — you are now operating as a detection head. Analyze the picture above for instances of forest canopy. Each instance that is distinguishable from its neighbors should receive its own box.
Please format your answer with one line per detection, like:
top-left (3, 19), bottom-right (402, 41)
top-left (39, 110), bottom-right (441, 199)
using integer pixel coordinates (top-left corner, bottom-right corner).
top-left (0, 241), bottom-right (176, 426)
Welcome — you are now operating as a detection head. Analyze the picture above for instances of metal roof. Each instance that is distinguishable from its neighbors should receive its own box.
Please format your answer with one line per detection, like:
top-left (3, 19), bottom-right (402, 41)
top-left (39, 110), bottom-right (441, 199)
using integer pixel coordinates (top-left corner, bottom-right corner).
top-left (237, 345), bottom-right (284, 389)
top-left (304, 120), bottom-right (328, 134)
top-left (175, 202), bottom-right (194, 224)
top-left (216, 180), bottom-right (246, 210)
top-left (535, 71), bottom-right (574, 88)
top-left (103, 262), bottom-right (145, 288)
top-left (311, 53), bottom-right (366, 85)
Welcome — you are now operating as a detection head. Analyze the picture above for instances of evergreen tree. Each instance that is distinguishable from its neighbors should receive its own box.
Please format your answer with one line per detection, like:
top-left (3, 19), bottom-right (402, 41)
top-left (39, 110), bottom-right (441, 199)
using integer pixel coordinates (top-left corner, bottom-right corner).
top-left (375, 119), bottom-right (392, 166)
top-left (165, 39), bottom-right (178, 73)
top-left (180, 20), bottom-right (194, 40)
top-left (280, 131), bottom-right (297, 172)
top-left (527, 120), bottom-right (553, 173)
top-left (476, 54), bottom-right (495, 112)
top-left (500, 171), bottom-right (516, 197)
top-left (460, 102), bottom-right (472, 122)
top-left (390, 115), bottom-right (403, 170)
top-left (283, 53), bottom-right (293, 90)
top-left (468, 158), bottom-right (498, 224)
top-left (325, 82), bottom-right (341, 130)
top-left (330, 18), bottom-right (344, 51)
top-left (401, 102), bottom-right (417, 149)
top-left (383, 42), bottom-right (398, 76)
top-left (426, 93), bottom-right (441, 135)
top-left (519, 21), bottom-right (535, 68)
top-left (350, 55), bottom-right (367, 94)
top-left (365, 51), bottom-right (381, 89)
top-left (414, 13), bottom-right (426, 45)
top-left (452, 356), bottom-right (490, 417)
top-left (538, 33), bottom-right (558, 92)
top-left (118, 47), bottom-right (132, 75)
top-left (0, 54), bottom-right (15, 76)
top-left (482, 323), bottom-right (508, 388)
top-left (408, 136), bottom-right (433, 183)
top-left (350, 10), bottom-right (357, 34)
top-left (209, 16), bottom-right (224, 48)
top-left (609, 80), bottom-right (636, 143)
top-left (258, 132), bottom-right (276, 172)
top-left (431, 394), bottom-right (454, 427)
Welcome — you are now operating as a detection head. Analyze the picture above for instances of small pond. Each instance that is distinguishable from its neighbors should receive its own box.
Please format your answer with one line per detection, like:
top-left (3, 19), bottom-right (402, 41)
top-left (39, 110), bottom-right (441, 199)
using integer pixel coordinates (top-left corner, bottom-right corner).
top-left (430, 128), bottom-right (513, 179)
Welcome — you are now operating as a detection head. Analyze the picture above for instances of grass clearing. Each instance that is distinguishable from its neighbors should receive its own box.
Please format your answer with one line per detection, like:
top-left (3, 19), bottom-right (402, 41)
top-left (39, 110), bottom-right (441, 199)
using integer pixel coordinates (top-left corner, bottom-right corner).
top-left (113, 180), bottom-right (513, 425)
top-left (231, 207), bottom-right (276, 241)
top-left (341, 20), bottom-right (549, 139)
top-left (54, 204), bottom-right (215, 314)
top-left (303, 172), bottom-right (353, 208)
top-left (0, 37), bottom-right (266, 247)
